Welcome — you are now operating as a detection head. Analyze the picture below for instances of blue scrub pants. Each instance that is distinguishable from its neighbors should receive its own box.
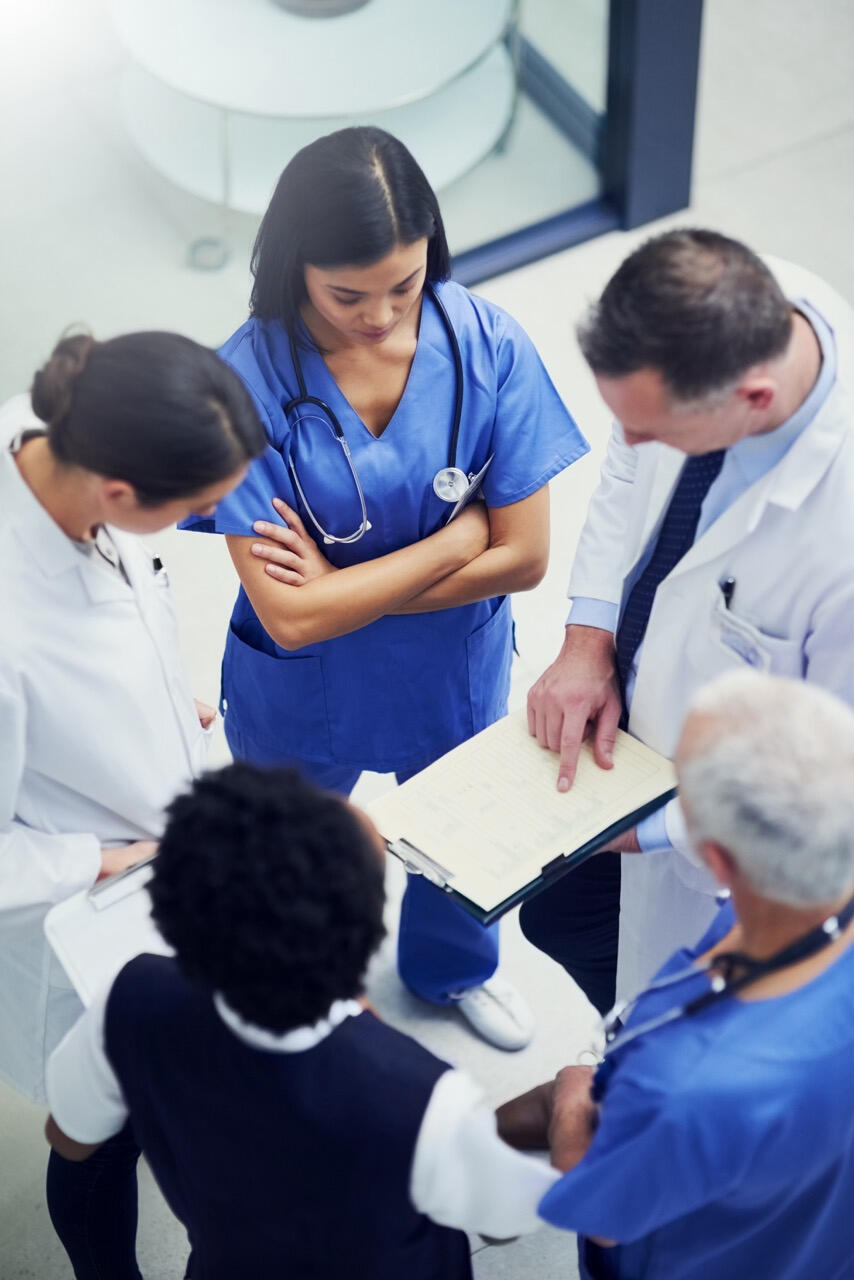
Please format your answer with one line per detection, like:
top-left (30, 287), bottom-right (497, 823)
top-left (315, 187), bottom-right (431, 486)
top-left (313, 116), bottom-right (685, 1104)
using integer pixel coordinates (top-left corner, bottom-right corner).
top-left (263, 753), bottom-right (499, 1004)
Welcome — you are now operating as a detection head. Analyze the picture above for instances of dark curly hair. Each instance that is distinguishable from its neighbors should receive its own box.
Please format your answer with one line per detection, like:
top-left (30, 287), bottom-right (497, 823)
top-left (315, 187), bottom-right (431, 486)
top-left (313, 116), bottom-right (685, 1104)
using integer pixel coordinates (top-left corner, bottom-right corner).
top-left (148, 764), bottom-right (386, 1033)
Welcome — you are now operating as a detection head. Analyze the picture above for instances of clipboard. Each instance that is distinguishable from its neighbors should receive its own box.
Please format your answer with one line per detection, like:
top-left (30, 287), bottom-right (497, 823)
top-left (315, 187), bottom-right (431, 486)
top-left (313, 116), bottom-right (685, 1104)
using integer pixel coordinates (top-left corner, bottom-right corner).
top-left (368, 714), bottom-right (677, 926)
top-left (44, 858), bottom-right (173, 1006)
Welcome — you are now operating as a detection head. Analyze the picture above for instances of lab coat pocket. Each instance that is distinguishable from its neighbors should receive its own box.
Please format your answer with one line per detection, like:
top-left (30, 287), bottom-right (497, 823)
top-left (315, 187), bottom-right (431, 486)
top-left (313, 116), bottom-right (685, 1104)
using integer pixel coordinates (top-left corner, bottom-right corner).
top-left (711, 599), bottom-right (803, 677)
top-left (221, 625), bottom-right (332, 760)
top-left (466, 596), bottom-right (513, 732)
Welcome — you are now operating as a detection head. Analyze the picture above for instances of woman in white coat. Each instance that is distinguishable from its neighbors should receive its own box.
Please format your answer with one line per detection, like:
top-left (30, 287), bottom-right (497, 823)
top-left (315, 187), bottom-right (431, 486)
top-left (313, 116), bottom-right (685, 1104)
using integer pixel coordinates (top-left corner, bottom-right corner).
top-left (0, 330), bottom-right (265, 1279)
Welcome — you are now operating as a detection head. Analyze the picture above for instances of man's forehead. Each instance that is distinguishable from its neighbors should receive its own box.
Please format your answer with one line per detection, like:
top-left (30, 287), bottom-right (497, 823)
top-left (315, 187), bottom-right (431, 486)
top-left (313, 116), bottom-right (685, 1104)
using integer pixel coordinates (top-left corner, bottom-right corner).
top-left (597, 367), bottom-right (670, 405)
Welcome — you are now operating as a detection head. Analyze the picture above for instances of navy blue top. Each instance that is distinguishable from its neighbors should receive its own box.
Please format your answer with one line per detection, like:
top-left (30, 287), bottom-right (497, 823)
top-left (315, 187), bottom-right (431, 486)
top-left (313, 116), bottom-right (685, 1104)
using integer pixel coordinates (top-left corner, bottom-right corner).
top-left (540, 902), bottom-right (854, 1280)
top-left (105, 955), bottom-right (472, 1280)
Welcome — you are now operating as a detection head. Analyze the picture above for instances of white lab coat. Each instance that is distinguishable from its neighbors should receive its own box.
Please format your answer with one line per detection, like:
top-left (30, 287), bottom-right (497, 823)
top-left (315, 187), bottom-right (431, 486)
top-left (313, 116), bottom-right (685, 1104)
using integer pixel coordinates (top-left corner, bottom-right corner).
top-left (567, 260), bottom-right (854, 997)
top-left (0, 398), bottom-right (211, 1101)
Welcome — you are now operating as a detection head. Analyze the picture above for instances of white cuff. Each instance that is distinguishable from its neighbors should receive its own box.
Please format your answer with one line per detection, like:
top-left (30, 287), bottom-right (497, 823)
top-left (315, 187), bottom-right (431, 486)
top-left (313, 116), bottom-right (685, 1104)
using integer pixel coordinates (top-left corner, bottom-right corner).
top-left (411, 1069), bottom-right (558, 1237)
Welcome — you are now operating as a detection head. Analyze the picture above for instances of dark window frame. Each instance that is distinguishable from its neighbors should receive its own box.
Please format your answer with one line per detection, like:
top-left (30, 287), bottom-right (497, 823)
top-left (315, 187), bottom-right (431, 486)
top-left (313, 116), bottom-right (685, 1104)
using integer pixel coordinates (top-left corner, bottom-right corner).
top-left (453, 0), bottom-right (705, 286)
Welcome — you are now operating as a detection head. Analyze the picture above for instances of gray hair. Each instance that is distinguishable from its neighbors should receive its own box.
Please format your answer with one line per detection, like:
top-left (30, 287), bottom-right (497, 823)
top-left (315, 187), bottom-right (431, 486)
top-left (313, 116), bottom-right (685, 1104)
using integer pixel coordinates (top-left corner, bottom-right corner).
top-left (678, 672), bottom-right (854, 906)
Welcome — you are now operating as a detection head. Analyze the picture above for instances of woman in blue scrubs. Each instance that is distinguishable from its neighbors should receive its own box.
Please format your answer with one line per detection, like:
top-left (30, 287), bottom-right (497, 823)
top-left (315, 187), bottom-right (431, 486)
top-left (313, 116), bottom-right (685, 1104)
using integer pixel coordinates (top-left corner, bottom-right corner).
top-left (186, 127), bottom-right (588, 1048)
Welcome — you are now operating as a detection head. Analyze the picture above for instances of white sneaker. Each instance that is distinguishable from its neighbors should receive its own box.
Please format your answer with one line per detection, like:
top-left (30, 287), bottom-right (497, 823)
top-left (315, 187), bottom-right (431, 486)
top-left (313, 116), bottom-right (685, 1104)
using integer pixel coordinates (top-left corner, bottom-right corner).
top-left (452, 976), bottom-right (534, 1051)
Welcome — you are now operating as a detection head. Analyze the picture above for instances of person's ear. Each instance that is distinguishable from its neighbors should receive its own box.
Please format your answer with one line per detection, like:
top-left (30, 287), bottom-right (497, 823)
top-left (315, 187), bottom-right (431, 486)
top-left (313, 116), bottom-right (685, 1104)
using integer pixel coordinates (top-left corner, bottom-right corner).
top-left (701, 840), bottom-right (738, 890)
top-left (99, 478), bottom-right (138, 511)
top-left (736, 377), bottom-right (775, 415)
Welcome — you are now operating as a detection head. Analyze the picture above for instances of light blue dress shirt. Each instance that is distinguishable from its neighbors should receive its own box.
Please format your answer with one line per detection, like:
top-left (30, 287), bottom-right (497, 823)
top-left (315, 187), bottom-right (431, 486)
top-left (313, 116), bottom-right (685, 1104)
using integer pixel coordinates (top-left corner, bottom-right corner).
top-left (568, 299), bottom-right (836, 850)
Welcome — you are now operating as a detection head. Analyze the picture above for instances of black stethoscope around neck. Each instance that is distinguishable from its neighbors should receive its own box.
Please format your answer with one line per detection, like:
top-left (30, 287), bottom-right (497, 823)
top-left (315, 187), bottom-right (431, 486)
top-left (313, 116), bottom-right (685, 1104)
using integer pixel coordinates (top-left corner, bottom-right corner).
top-left (595, 889), bottom-right (854, 1083)
top-left (284, 283), bottom-right (466, 545)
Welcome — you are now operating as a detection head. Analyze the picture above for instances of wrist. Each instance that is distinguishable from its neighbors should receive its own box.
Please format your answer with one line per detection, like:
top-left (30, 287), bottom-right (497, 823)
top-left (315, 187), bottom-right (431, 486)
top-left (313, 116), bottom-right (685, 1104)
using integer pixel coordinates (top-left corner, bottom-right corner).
top-left (549, 1100), bottom-right (598, 1172)
top-left (564, 624), bottom-right (616, 658)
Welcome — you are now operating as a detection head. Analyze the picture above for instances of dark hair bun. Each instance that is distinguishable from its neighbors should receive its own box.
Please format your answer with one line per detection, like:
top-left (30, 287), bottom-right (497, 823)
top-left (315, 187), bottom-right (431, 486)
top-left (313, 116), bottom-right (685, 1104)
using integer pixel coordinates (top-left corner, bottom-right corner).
top-left (31, 332), bottom-right (96, 430)
top-left (24, 328), bottom-right (265, 501)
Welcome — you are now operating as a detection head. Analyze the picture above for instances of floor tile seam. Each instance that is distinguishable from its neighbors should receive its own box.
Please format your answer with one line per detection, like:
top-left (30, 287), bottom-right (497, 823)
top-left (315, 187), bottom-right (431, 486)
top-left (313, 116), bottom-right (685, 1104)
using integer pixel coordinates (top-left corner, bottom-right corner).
top-left (697, 115), bottom-right (854, 188)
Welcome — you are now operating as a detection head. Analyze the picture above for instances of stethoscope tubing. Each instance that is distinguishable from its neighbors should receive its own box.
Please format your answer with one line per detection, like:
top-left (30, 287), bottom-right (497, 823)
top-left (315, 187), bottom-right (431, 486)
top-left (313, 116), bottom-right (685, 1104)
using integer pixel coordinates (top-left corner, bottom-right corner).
top-left (599, 889), bottom-right (854, 1061)
top-left (283, 283), bottom-right (465, 544)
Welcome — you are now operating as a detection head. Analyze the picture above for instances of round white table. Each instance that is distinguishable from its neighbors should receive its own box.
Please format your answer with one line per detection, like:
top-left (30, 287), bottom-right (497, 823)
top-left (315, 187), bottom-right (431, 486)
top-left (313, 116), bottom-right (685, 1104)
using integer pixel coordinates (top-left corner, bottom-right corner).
top-left (113, 0), bottom-right (512, 116)
top-left (111, 0), bottom-right (518, 265)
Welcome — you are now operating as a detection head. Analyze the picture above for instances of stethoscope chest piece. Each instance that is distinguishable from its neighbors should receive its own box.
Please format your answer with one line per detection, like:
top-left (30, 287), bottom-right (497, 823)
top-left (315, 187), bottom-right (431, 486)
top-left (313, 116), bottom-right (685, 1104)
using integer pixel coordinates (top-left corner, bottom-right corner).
top-left (433, 466), bottom-right (470, 503)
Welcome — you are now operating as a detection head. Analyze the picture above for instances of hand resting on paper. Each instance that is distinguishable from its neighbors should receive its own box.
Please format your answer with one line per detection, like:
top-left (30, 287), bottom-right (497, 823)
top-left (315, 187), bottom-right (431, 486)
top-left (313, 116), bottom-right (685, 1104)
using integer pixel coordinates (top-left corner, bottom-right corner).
top-left (527, 624), bottom-right (622, 794)
top-left (98, 840), bottom-right (158, 881)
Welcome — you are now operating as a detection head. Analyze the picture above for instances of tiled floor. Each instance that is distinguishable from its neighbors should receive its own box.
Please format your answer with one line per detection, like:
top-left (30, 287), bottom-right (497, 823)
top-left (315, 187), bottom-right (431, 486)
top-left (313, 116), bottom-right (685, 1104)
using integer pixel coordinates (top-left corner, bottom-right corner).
top-left (1, 1), bottom-right (853, 1276)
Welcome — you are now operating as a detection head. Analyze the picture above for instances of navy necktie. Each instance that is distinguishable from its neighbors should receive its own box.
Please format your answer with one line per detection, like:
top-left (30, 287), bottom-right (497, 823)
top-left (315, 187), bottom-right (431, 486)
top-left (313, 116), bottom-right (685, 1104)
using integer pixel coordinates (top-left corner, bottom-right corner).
top-left (615, 450), bottom-right (726, 698)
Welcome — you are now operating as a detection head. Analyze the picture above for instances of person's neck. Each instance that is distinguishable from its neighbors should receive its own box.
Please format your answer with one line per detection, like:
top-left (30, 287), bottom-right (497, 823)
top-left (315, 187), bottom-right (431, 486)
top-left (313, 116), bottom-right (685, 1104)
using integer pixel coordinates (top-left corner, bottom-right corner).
top-left (755, 309), bottom-right (823, 435)
top-left (300, 296), bottom-right (421, 359)
top-left (300, 304), bottom-right (348, 355)
top-left (14, 436), bottom-right (100, 540)
top-left (730, 880), bottom-right (852, 961)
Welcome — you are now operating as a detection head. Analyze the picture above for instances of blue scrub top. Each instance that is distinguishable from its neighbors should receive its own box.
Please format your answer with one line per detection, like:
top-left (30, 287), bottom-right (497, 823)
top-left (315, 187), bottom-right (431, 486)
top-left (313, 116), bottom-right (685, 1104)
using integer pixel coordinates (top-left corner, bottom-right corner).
top-left (539, 901), bottom-right (854, 1280)
top-left (186, 281), bottom-right (587, 772)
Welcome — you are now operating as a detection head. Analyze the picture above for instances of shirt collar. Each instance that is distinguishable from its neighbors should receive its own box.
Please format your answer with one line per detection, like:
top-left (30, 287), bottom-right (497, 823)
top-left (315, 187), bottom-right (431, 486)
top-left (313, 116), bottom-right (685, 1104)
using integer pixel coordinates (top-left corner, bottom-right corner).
top-left (213, 995), bottom-right (362, 1052)
top-left (728, 296), bottom-right (837, 486)
top-left (0, 448), bottom-right (84, 578)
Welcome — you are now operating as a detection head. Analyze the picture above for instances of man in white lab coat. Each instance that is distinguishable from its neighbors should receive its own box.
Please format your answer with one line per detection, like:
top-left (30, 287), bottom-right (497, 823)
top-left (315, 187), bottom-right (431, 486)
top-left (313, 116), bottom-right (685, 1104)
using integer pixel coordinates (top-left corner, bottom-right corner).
top-left (524, 229), bottom-right (854, 1008)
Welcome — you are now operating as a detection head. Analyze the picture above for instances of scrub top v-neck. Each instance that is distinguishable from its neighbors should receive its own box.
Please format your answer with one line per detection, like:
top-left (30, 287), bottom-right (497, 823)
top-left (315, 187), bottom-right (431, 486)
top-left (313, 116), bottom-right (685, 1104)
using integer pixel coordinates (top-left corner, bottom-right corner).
top-left (185, 280), bottom-right (588, 773)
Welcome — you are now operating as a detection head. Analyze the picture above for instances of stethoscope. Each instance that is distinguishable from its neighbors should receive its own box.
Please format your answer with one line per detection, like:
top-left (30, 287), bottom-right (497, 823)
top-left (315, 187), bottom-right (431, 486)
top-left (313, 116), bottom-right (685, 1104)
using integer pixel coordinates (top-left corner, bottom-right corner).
top-left (284, 283), bottom-right (468, 545)
top-left (591, 888), bottom-right (854, 1101)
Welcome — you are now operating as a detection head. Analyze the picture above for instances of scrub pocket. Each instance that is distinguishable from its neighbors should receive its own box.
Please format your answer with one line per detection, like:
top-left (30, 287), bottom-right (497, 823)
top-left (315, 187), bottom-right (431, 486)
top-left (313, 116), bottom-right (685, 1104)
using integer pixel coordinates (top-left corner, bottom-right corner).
top-left (221, 624), bottom-right (332, 761)
top-left (466, 596), bottom-right (513, 732)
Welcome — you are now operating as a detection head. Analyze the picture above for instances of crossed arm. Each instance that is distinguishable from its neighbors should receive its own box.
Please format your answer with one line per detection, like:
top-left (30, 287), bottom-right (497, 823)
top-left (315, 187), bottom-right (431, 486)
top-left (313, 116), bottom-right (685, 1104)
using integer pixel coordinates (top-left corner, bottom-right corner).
top-left (227, 487), bottom-right (550, 651)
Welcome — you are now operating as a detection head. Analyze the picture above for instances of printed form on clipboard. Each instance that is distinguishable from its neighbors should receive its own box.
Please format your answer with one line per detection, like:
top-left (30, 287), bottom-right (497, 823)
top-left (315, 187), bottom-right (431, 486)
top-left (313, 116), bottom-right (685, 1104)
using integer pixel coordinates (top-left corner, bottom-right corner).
top-left (367, 712), bottom-right (677, 924)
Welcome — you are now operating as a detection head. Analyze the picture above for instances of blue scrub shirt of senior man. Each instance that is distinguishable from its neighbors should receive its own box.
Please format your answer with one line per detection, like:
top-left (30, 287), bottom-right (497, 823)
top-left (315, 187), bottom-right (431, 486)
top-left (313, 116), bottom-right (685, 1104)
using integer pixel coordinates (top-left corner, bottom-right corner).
top-left (184, 279), bottom-right (588, 774)
top-left (539, 900), bottom-right (854, 1280)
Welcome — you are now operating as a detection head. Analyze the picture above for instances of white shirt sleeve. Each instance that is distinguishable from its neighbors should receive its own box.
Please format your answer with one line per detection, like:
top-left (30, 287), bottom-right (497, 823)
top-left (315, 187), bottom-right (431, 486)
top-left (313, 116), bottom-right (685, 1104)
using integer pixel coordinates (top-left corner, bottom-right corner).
top-left (410, 1069), bottom-right (559, 1238)
top-left (567, 421), bottom-right (639, 605)
top-left (45, 984), bottom-right (129, 1143)
top-left (0, 669), bottom-right (101, 910)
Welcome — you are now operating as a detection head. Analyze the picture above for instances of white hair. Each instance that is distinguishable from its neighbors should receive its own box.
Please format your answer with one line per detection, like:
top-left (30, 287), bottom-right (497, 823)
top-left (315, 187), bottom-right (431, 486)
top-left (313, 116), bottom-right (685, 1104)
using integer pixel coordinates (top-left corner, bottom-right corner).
top-left (678, 671), bottom-right (854, 906)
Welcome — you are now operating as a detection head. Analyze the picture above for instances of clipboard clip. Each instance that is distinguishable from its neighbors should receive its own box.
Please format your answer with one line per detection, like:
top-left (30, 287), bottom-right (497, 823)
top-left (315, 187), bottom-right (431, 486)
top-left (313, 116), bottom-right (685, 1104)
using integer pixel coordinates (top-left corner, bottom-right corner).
top-left (444, 454), bottom-right (494, 524)
top-left (387, 839), bottom-right (455, 893)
